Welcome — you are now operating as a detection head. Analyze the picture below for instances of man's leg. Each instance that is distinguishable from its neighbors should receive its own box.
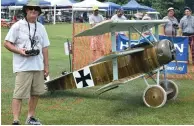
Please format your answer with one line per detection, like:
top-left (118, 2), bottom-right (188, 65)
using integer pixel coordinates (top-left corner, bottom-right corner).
top-left (27, 95), bottom-right (39, 118)
top-left (26, 71), bottom-right (45, 125)
top-left (12, 99), bottom-right (22, 121)
top-left (13, 71), bottom-right (33, 124)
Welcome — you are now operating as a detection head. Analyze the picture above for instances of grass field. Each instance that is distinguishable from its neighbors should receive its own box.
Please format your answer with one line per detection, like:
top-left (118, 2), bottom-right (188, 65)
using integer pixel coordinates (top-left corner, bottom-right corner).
top-left (1, 23), bottom-right (194, 125)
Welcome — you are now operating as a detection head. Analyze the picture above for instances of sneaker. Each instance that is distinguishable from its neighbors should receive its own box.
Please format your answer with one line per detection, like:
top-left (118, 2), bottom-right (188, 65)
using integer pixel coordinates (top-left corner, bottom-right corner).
top-left (25, 116), bottom-right (42, 125)
top-left (12, 120), bottom-right (20, 125)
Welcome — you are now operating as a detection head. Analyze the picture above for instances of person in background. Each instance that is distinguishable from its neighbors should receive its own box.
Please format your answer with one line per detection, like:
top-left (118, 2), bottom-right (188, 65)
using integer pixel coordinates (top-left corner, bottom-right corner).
top-left (89, 6), bottom-right (105, 61)
top-left (83, 11), bottom-right (88, 22)
top-left (179, 7), bottom-right (194, 37)
top-left (4, 0), bottom-right (50, 125)
top-left (179, 7), bottom-right (194, 65)
top-left (38, 12), bottom-right (45, 25)
top-left (134, 12), bottom-right (143, 20)
top-left (111, 7), bottom-right (127, 21)
top-left (142, 13), bottom-right (152, 36)
top-left (89, 6), bottom-right (104, 27)
top-left (12, 15), bottom-right (17, 22)
top-left (142, 13), bottom-right (151, 20)
top-left (162, 7), bottom-right (179, 36)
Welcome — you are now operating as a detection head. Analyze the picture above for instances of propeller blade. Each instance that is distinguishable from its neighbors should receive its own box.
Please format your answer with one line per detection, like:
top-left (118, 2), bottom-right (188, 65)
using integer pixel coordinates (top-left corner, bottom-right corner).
top-left (170, 42), bottom-right (178, 67)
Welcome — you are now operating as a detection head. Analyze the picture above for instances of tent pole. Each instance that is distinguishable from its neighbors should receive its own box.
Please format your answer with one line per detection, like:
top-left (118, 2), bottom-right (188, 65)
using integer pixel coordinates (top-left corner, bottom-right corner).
top-left (53, 5), bottom-right (56, 24)
top-left (71, 7), bottom-right (74, 23)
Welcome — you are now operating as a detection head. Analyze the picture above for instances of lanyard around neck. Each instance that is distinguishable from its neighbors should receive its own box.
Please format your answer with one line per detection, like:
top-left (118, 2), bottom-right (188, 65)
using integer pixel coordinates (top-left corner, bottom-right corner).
top-left (26, 18), bottom-right (37, 48)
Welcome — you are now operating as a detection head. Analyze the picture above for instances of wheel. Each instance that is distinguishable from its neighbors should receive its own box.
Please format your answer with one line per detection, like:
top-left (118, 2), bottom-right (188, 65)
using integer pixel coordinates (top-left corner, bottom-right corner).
top-left (143, 85), bottom-right (167, 108)
top-left (160, 80), bottom-right (178, 100)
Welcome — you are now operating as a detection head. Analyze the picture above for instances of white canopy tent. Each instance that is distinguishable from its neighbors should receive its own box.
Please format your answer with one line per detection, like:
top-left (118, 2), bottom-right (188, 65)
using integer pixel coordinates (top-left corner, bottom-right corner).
top-left (46, 0), bottom-right (75, 6)
top-left (8, 6), bottom-right (22, 10)
top-left (73, 0), bottom-right (108, 8)
top-left (72, 0), bottom-right (108, 23)
top-left (45, 0), bottom-right (76, 24)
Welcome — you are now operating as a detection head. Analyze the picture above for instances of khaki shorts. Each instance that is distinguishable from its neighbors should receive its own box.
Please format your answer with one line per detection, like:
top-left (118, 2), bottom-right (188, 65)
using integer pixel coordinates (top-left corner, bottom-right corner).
top-left (13, 71), bottom-right (45, 99)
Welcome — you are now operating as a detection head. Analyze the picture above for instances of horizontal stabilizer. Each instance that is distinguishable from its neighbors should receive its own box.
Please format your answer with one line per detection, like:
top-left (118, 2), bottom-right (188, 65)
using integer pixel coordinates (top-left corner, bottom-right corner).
top-left (44, 73), bottom-right (70, 85)
top-left (91, 48), bottom-right (144, 64)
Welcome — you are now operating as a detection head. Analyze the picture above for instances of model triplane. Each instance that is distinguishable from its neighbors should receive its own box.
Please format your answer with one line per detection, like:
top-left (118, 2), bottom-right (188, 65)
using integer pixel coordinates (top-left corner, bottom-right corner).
top-left (45, 20), bottom-right (178, 108)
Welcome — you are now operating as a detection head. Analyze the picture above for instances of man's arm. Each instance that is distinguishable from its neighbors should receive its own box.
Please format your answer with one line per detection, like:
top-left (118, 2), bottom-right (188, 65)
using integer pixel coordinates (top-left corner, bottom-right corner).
top-left (162, 16), bottom-right (167, 35)
top-left (42, 47), bottom-right (49, 77)
top-left (179, 18), bottom-right (183, 36)
top-left (42, 25), bottom-right (50, 77)
top-left (4, 41), bottom-right (27, 56)
top-left (89, 15), bottom-right (95, 27)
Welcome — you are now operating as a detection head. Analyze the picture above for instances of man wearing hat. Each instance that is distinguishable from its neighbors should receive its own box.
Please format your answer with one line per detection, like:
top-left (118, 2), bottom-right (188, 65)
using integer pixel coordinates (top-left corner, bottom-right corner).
top-left (179, 7), bottom-right (194, 36)
top-left (89, 6), bottom-right (105, 61)
top-left (111, 8), bottom-right (127, 21)
top-left (162, 7), bottom-right (179, 36)
top-left (4, 0), bottom-right (50, 125)
top-left (89, 6), bottom-right (104, 27)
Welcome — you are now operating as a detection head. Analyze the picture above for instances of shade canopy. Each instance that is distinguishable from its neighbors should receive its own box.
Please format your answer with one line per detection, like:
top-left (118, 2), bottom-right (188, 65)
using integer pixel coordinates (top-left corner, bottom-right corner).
top-left (45, 0), bottom-right (76, 6)
top-left (1, 0), bottom-right (16, 6)
top-left (15, 0), bottom-right (51, 6)
top-left (122, 0), bottom-right (155, 11)
top-left (73, 0), bottom-right (107, 8)
top-left (104, 2), bottom-right (121, 9)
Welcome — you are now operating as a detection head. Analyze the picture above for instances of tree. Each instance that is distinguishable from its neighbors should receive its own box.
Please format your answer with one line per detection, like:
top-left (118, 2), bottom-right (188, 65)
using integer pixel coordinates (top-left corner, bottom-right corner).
top-left (185, 0), bottom-right (194, 11)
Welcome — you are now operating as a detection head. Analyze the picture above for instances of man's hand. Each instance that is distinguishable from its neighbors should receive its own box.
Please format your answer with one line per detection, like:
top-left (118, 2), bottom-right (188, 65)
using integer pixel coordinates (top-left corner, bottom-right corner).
top-left (44, 65), bottom-right (49, 78)
top-left (18, 48), bottom-right (28, 56)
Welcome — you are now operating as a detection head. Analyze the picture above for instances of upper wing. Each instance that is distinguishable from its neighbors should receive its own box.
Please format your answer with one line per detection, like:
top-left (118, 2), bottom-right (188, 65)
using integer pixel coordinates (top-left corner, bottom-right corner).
top-left (75, 20), bottom-right (168, 37)
top-left (91, 47), bottom-right (144, 64)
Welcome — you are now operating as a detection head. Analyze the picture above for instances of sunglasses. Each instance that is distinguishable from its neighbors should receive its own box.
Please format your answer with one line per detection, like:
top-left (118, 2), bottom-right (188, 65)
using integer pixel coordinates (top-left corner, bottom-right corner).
top-left (27, 6), bottom-right (41, 11)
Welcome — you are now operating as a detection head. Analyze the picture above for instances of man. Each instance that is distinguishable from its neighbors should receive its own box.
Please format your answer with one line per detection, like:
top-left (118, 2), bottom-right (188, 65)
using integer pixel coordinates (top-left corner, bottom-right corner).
top-left (4, 0), bottom-right (50, 125)
top-left (162, 7), bottom-right (179, 36)
top-left (89, 6), bottom-right (105, 61)
top-left (111, 8), bottom-right (127, 21)
top-left (38, 12), bottom-right (44, 25)
top-left (89, 6), bottom-right (104, 27)
top-left (179, 7), bottom-right (194, 36)
top-left (142, 13), bottom-right (151, 20)
top-left (142, 13), bottom-right (152, 36)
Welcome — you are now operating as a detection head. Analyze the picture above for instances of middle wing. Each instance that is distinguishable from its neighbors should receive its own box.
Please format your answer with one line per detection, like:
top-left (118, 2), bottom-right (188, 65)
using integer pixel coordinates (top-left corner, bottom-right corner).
top-left (91, 47), bottom-right (144, 64)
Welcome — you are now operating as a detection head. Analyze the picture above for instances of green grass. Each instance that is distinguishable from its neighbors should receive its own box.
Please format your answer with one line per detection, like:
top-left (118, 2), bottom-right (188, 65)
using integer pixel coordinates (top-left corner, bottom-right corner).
top-left (1, 23), bottom-right (194, 125)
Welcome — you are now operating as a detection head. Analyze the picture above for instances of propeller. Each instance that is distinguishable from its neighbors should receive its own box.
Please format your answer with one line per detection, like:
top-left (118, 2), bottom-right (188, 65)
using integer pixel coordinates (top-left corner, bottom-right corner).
top-left (169, 41), bottom-right (178, 67)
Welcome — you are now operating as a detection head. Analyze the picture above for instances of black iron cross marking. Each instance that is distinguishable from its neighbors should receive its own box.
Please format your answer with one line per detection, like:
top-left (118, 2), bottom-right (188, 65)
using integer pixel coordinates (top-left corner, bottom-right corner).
top-left (75, 70), bottom-right (91, 87)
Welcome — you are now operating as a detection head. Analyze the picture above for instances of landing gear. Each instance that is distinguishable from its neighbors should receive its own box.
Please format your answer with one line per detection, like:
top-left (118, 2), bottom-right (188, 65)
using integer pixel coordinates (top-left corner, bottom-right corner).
top-left (159, 80), bottom-right (178, 100)
top-left (142, 69), bottom-right (178, 108)
top-left (143, 85), bottom-right (167, 108)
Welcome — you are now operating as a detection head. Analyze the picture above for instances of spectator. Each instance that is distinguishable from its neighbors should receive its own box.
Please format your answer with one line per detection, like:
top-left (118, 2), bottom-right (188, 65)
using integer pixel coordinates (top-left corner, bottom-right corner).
top-left (38, 13), bottom-right (44, 25)
top-left (162, 7), bottom-right (179, 36)
top-left (142, 13), bottom-right (151, 20)
top-left (89, 6), bottom-right (104, 27)
top-left (111, 7), bottom-right (127, 21)
top-left (89, 6), bottom-right (105, 61)
top-left (179, 7), bottom-right (194, 36)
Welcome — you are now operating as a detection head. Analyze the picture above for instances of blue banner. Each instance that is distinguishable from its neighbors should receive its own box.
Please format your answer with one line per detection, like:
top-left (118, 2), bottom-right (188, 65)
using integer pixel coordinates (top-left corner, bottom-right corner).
top-left (116, 33), bottom-right (154, 51)
top-left (165, 62), bottom-right (187, 74)
top-left (116, 34), bottom-right (189, 74)
top-left (116, 33), bottom-right (129, 51)
top-left (159, 36), bottom-right (189, 61)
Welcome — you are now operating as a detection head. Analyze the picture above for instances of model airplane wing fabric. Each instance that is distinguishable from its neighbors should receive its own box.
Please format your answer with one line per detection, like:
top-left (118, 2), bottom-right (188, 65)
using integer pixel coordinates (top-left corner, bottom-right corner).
top-left (91, 47), bottom-right (144, 64)
top-left (75, 20), bottom-right (168, 37)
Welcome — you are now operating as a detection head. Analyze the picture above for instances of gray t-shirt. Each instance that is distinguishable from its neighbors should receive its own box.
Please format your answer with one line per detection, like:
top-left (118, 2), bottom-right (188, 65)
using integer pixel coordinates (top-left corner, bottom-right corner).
top-left (5, 19), bottom-right (50, 73)
top-left (162, 16), bottom-right (178, 36)
top-left (180, 15), bottom-right (194, 34)
top-left (111, 14), bottom-right (127, 21)
top-left (89, 14), bottom-right (104, 26)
